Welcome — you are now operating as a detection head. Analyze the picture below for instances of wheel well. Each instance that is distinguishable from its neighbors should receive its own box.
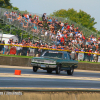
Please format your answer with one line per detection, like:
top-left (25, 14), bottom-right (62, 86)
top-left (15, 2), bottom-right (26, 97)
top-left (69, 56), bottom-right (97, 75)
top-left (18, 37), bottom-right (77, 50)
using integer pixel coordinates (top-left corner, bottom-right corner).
top-left (72, 65), bottom-right (75, 69)
top-left (33, 66), bottom-right (36, 67)
top-left (57, 64), bottom-right (62, 67)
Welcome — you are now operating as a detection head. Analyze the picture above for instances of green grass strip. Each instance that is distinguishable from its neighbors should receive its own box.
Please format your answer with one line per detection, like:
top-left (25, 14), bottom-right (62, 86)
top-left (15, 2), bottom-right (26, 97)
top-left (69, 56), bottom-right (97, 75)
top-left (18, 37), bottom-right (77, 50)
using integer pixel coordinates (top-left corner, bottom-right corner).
top-left (0, 54), bottom-right (33, 58)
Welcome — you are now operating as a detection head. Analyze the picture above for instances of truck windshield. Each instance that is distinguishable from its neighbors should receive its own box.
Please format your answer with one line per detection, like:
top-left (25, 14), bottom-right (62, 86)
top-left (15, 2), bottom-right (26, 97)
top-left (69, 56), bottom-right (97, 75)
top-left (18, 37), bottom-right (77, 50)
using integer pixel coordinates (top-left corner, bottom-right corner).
top-left (41, 51), bottom-right (62, 58)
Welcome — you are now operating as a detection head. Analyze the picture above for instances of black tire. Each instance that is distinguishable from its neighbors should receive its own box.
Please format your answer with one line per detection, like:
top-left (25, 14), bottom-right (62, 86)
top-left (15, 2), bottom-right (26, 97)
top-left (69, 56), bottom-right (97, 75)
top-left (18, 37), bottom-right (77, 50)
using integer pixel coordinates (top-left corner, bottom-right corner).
top-left (47, 69), bottom-right (52, 73)
top-left (33, 66), bottom-right (38, 72)
top-left (56, 66), bottom-right (60, 74)
top-left (67, 67), bottom-right (74, 75)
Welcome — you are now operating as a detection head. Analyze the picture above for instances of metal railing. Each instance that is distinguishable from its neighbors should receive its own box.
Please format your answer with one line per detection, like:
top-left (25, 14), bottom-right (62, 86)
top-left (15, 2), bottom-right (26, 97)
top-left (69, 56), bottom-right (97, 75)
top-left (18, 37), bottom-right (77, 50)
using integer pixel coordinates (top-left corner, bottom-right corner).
top-left (49, 16), bottom-right (97, 37)
top-left (0, 8), bottom-right (54, 45)
top-left (0, 7), bottom-right (97, 47)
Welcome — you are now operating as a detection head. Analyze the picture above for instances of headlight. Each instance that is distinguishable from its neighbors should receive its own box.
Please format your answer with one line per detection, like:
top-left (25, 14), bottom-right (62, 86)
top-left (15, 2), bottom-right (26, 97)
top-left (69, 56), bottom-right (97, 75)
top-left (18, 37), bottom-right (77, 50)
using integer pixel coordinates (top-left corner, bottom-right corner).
top-left (53, 61), bottom-right (56, 64)
top-left (51, 61), bottom-right (56, 64)
top-left (31, 59), bottom-right (35, 62)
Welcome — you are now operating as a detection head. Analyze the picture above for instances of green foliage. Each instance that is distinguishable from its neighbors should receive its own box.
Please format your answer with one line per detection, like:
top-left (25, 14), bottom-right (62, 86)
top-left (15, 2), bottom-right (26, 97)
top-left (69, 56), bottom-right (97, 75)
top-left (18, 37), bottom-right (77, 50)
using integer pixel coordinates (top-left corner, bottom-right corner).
top-left (97, 30), bottom-right (100, 35)
top-left (0, 54), bottom-right (33, 58)
top-left (13, 7), bottom-right (19, 10)
top-left (19, 10), bottom-right (28, 15)
top-left (51, 8), bottom-right (97, 32)
top-left (0, 0), bottom-right (12, 9)
top-left (0, 0), bottom-right (19, 11)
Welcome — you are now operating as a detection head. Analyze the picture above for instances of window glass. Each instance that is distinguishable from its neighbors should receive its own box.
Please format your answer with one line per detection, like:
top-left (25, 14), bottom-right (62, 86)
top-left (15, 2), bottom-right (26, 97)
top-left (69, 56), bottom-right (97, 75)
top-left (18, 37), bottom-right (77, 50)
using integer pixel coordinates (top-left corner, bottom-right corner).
top-left (67, 53), bottom-right (71, 60)
top-left (41, 51), bottom-right (62, 58)
top-left (64, 53), bottom-right (67, 59)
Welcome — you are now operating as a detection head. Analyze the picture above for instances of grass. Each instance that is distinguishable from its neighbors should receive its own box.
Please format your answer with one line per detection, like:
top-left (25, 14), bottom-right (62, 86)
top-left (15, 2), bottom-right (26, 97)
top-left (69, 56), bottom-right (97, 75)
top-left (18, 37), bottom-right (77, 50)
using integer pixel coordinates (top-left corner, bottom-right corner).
top-left (0, 54), bottom-right (33, 58)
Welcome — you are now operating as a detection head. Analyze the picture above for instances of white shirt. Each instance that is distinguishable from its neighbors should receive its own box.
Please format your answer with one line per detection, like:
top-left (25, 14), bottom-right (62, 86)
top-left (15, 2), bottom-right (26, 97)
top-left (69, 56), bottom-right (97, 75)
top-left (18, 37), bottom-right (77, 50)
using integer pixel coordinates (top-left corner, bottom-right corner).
top-left (92, 38), bottom-right (96, 42)
top-left (45, 31), bottom-right (47, 36)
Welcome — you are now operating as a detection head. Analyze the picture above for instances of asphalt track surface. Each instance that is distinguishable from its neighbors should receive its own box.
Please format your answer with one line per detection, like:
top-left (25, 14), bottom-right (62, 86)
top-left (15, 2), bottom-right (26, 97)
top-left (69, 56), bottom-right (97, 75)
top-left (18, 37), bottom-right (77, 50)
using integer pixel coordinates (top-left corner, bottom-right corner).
top-left (0, 65), bottom-right (100, 89)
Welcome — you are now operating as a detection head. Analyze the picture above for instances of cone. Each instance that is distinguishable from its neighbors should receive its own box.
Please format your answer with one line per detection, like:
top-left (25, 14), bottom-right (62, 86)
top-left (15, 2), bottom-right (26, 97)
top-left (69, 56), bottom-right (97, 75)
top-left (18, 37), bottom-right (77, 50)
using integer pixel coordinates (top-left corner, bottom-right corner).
top-left (14, 70), bottom-right (21, 75)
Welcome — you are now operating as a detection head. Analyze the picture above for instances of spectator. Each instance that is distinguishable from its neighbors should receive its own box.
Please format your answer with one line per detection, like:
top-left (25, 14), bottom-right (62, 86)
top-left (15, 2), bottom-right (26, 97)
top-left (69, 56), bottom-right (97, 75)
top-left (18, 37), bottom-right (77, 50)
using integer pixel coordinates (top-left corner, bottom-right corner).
top-left (42, 13), bottom-right (47, 21)
top-left (71, 48), bottom-right (76, 60)
top-left (1, 9), bottom-right (100, 61)
top-left (93, 50), bottom-right (98, 62)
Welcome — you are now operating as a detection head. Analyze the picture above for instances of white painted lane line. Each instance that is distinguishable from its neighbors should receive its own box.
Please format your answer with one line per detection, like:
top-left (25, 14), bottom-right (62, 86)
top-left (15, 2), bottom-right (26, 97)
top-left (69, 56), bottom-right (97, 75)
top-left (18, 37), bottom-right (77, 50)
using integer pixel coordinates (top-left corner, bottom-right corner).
top-left (0, 65), bottom-right (32, 69)
top-left (0, 73), bottom-right (100, 81)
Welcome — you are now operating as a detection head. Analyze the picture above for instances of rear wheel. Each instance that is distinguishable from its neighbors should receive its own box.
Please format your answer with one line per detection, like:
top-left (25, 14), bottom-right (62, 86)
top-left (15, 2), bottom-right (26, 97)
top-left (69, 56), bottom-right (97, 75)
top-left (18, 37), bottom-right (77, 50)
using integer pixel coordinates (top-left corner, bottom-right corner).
top-left (56, 66), bottom-right (60, 74)
top-left (47, 69), bottom-right (52, 73)
top-left (67, 67), bottom-right (74, 75)
top-left (33, 66), bottom-right (38, 72)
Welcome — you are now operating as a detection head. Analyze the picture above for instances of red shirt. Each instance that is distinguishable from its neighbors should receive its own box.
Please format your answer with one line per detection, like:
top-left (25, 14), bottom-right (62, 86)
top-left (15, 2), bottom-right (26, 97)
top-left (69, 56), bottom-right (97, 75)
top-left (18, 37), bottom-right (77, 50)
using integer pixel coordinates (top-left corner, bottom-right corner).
top-left (82, 36), bottom-right (85, 40)
top-left (88, 50), bottom-right (91, 56)
top-left (60, 37), bottom-right (64, 43)
top-left (67, 25), bottom-right (70, 30)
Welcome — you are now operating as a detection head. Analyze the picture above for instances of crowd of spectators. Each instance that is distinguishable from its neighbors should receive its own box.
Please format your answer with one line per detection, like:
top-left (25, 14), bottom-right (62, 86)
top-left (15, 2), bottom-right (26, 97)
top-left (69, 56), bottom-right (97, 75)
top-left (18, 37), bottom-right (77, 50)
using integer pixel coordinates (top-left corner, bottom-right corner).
top-left (1, 10), bottom-right (100, 62)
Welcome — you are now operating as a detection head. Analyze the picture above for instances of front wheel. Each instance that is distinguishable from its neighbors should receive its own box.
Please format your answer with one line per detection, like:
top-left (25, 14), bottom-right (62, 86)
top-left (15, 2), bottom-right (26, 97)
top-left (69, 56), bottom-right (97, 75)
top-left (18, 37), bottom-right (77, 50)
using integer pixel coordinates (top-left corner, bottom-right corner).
top-left (56, 66), bottom-right (60, 74)
top-left (33, 66), bottom-right (38, 72)
top-left (47, 69), bottom-right (52, 73)
top-left (67, 67), bottom-right (74, 75)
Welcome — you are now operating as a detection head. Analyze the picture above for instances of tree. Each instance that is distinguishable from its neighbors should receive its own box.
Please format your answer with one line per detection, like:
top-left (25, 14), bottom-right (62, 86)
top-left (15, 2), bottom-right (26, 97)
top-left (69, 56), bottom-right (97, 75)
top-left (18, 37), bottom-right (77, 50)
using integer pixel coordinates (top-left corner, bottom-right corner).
top-left (0, 0), bottom-right (19, 10)
top-left (51, 8), bottom-right (97, 32)
top-left (0, 0), bottom-right (12, 9)
top-left (13, 7), bottom-right (19, 10)
top-left (97, 30), bottom-right (100, 35)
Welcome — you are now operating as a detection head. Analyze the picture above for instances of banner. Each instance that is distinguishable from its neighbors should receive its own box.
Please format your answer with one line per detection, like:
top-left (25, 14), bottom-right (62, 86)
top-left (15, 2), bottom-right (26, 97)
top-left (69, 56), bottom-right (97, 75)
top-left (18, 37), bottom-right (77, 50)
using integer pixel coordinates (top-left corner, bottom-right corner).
top-left (78, 53), bottom-right (84, 61)
top-left (98, 56), bottom-right (100, 62)
top-left (10, 47), bottom-right (16, 55)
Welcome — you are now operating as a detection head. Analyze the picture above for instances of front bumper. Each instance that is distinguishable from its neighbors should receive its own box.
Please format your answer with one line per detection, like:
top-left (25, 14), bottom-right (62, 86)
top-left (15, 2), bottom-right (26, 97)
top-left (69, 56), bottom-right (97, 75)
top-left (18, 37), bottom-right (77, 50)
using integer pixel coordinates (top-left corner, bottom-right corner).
top-left (31, 62), bottom-right (56, 68)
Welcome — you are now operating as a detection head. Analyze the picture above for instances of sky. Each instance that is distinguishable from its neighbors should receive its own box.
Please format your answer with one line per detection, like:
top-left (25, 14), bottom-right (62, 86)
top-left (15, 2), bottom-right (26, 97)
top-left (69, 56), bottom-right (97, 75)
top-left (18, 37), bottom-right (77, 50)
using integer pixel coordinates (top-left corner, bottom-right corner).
top-left (10, 0), bottom-right (100, 31)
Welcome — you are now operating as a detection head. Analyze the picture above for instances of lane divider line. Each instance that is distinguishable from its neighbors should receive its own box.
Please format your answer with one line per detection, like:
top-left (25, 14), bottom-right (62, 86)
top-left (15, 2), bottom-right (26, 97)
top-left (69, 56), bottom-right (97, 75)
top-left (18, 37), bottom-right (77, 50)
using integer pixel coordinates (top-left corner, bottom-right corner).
top-left (0, 73), bottom-right (100, 81)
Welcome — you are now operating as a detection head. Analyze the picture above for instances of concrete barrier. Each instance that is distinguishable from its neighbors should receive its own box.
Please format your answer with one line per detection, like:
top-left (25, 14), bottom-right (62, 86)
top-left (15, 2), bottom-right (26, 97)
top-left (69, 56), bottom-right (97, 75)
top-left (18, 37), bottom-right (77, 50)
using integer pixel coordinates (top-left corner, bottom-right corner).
top-left (78, 63), bottom-right (100, 71)
top-left (0, 56), bottom-right (100, 71)
top-left (0, 88), bottom-right (100, 100)
top-left (0, 56), bottom-right (31, 66)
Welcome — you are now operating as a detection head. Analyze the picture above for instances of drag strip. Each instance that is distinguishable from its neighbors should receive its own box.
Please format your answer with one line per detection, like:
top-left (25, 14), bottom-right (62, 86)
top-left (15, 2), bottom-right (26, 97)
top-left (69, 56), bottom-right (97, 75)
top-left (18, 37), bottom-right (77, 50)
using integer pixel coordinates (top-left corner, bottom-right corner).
top-left (0, 65), bottom-right (100, 88)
